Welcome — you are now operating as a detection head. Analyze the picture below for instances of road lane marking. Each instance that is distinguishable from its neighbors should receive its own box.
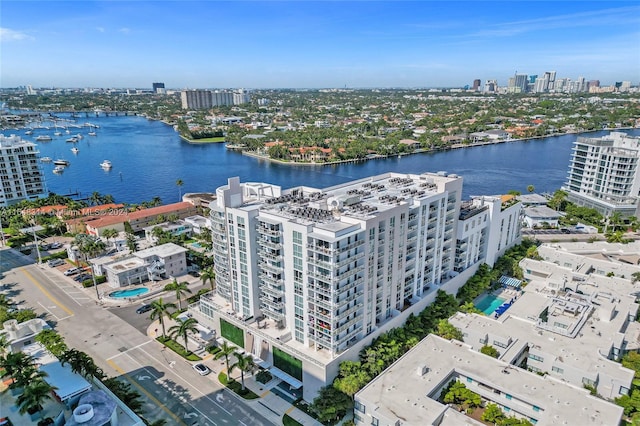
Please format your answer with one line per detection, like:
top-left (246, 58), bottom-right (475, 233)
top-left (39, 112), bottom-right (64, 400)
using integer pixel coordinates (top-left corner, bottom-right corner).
top-left (107, 341), bottom-right (153, 361)
top-left (106, 358), bottom-right (187, 426)
top-left (21, 267), bottom-right (74, 316)
top-left (121, 352), bottom-right (218, 426)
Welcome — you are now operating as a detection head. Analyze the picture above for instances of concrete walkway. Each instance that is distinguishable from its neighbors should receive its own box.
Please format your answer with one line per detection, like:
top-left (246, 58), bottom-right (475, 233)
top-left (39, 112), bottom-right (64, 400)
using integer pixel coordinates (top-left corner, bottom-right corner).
top-left (146, 319), bottom-right (323, 426)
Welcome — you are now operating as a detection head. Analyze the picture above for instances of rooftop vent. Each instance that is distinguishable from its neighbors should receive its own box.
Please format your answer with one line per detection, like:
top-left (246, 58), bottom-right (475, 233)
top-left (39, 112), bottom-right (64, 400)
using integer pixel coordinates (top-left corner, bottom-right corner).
top-left (73, 404), bottom-right (95, 423)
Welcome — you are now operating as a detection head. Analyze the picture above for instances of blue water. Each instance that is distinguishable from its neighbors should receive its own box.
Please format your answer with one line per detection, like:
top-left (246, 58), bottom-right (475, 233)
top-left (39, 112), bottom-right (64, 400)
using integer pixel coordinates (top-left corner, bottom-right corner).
top-left (109, 287), bottom-right (149, 298)
top-left (5, 114), bottom-right (640, 205)
top-left (475, 294), bottom-right (506, 315)
top-left (191, 242), bottom-right (202, 248)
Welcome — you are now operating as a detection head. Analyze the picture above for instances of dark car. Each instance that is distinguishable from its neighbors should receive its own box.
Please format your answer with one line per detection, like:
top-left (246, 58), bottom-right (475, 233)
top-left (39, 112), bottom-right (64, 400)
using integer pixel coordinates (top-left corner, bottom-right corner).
top-left (74, 273), bottom-right (92, 282)
top-left (136, 304), bottom-right (152, 314)
top-left (188, 271), bottom-right (200, 277)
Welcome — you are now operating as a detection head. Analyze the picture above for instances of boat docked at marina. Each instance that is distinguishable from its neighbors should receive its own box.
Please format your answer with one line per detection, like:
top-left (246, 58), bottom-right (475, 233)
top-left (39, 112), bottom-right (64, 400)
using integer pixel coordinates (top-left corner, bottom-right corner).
top-left (53, 166), bottom-right (65, 174)
top-left (88, 131), bottom-right (97, 136)
top-left (53, 159), bottom-right (70, 166)
top-left (100, 160), bottom-right (112, 169)
top-left (66, 137), bottom-right (78, 143)
top-left (40, 157), bottom-right (52, 163)
top-left (35, 135), bottom-right (52, 141)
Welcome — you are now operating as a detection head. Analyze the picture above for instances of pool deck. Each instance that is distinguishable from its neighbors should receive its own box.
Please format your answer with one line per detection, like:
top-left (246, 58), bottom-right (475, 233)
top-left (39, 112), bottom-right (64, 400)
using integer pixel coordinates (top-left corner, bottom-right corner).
top-left (475, 287), bottom-right (523, 315)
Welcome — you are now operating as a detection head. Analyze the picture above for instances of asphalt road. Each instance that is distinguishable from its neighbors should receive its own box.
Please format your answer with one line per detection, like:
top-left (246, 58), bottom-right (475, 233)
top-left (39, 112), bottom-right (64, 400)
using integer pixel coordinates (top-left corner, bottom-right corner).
top-left (0, 248), bottom-right (276, 426)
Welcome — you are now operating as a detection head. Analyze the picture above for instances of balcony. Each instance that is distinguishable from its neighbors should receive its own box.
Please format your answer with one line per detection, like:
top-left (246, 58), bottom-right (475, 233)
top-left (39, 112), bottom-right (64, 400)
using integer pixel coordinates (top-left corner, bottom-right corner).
top-left (260, 295), bottom-right (284, 309)
top-left (260, 239), bottom-right (282, 250)
top-left (257, 226), bottom-right (281, 237)
top-left (258, 260), bottom-right (283, 274)
top-left (260, 283), bottom-right (283, 298)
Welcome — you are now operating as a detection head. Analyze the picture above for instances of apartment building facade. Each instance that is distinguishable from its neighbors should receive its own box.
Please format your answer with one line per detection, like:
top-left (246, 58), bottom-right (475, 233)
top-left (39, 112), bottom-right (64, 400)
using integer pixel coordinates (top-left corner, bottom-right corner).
top-left (563, 131), bottom-right (640, 217)
top-left (190, 172), bottom-right (522, 401)
top-left (0, 134), bottom-right (46, 207)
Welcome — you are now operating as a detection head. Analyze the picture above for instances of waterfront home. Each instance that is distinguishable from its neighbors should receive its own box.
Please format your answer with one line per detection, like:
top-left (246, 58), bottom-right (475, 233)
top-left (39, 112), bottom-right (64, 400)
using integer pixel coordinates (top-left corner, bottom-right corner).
top-left (522, 205), bottom-right (562, 228)
top-left (143, 220), bottom-right (193, 243)
top-left (128, 202), bottom-right (199, 232)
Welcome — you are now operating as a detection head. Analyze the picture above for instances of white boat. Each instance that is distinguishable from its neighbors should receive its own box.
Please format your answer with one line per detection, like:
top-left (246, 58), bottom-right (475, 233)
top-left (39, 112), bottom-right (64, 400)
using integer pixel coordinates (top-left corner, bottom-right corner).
top-left (66, 137), bottom-right (78, 143)
top-left (54, 131), bottom-right (62, 136)
top-left (100, 160), bottom-right (112, 169)
top-left (35, 135), bottom-right (52, 142)
top-left (53, 159), bottom-right (70, 166)
top-left (40, 157), bottom-right (52, 163)
top-left (71, 147), bottom-right (79, 154)
top-left (25, 130), bottom-right (33, 135)
top-left (53, 166), bottom-right (65, 174)
top-left (76, 133), bottom-right (84, 139)
top-left (65, 129), bottom-right (71, 134)
top-left (88, 131), bottom-right (97, 136)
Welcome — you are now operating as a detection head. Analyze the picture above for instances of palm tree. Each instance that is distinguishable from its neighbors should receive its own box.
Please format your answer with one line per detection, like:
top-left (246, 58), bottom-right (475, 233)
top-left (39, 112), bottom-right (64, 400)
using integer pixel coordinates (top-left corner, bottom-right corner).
top-left (176, 179), bottom-right (184, 201)
top-left (102, 228), bottom-right (119, 248)
top-left (149, 298), bottom-right (177, 339)
top-left (229, 352), bottom-right (255, 391)
top-left (102, 194), bottom-right (115, 204)
top-left (168, 318), bottom-right (199, 353)
top-left (527, 184), bottom-right (535, 193)
top-left (90, 191), bottom-right (103, 206)
top-left (16, 378), bottom-right (57, 416)
top-left (200, 267), bottom-right (216, 293)
top-left (151, 196), bottom-right (162, 207)
top-left (172, 280), bottom-right (192, 311)
top-left (214, 341), bottom-right (237, 374)
top-left (0, 352), bottom-right (35, 384)
top-left (125, 232), bottom-right (137, 252)
top-left (59, 348), bottom-right (105, 380)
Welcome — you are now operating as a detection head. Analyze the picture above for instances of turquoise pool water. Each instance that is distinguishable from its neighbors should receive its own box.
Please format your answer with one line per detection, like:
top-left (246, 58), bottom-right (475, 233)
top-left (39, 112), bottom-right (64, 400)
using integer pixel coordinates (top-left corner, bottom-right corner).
top-left (191, 242), bottom-right (202, 248)
top-left (475, 294), bottom-right (507, 315)
top-left (109, 287), bottom-right (149, 299)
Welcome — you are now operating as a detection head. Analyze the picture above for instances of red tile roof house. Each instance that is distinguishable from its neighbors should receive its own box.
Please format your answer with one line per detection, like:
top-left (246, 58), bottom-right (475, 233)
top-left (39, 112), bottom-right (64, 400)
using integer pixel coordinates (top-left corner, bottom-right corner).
top-left (67, 202), bottom-right (198, 235)
top-left (127, 202), bottom-right (199, 232)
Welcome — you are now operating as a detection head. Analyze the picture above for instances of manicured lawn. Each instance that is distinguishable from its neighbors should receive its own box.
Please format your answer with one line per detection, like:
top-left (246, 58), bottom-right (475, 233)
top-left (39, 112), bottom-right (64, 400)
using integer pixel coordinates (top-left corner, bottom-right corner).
top-left (183, 136), bottom-right (226, 143)
top-left (156, 336), bottom-right (201, 361)
top-left (283, 414), bottom-right (302, 426)
top-left (218, 372), bottom-right (259, 399)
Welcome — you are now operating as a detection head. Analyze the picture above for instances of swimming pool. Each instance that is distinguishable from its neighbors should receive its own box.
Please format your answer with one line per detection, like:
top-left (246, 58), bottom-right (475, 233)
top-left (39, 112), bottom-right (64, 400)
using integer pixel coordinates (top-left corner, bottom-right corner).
top-left (191, 242), bottom-right (202, 248)
top-left (109, 287), bottom-right (149, 299)
top-left (475, 294), bottom-right (507, 316)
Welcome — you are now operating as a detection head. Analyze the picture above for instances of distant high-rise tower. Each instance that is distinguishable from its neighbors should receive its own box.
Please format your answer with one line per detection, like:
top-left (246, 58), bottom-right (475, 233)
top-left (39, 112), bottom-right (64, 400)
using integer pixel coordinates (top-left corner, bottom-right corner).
top-left (563, 132), bottom-right (640, 217)
top-left (26, 85), bottom-right (35, 95)
top-left (152, 82), bottom-right (165, 94)
top-left (472, 79), bottom-right (481, 91)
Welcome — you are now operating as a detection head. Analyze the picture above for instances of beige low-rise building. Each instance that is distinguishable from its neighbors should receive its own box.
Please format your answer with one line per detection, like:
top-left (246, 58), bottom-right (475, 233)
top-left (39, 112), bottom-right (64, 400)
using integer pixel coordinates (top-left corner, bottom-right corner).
top-left (354, 334), bottom-right (623, 426)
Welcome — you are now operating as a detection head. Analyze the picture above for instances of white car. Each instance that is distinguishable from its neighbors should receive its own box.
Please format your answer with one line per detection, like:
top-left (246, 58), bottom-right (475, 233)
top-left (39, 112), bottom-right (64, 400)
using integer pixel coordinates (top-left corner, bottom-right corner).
top-left (64, 267), bottom-right (82, 276)
top-left (192, 363), bottom-right (210, 376)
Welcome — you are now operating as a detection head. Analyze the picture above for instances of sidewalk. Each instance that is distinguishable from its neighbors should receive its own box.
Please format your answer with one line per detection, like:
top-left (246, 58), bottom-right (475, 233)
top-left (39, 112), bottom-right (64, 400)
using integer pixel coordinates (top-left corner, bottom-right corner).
top-left (146, 320), bottom-right (323, 426)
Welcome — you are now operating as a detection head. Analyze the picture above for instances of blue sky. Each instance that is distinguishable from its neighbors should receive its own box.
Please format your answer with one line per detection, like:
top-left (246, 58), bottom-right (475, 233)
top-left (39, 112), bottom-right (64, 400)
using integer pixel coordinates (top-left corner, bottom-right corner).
top-left (1, 1), bottom-right (639, 88)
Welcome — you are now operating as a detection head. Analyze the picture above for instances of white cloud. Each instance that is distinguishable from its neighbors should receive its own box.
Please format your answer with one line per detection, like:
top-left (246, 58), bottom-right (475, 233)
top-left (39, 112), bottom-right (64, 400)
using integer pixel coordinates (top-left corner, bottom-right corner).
top-left (118, 27), bottom-right (130, 34)
top-left (0, 27), bottom-right (33, 42)
top-left (96, 27), bottom-right (105, 33)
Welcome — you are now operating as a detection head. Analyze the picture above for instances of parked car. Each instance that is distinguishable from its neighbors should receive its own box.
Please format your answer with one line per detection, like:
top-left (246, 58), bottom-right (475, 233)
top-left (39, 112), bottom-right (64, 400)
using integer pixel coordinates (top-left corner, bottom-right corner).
top-left (49, 242), bottom-right (63, 249)
top-left (39, 243), bottom-right (50, 251)
top-left (192, 363), bottom-right (210, 376)
top-left (136, 304), bottom-right (152, 314)
top-left (48, 259), bottom-right (65, 267)
top-left (188, 271), bottom-right (200, 277)
top-left (64, 267), bottom-right (82, 276)
top-left (74, 273), bottom-right (93, 282)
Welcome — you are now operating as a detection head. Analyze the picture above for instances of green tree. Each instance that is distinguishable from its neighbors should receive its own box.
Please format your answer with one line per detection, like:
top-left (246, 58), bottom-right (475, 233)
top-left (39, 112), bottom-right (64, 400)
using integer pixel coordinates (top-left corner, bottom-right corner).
top-left (169, 317), bottom-right (199, 353)
top-left (435, 319), bottom-right (463, 341)
top-left (59, 348), bottom-right (104, 380)
top-left (35, 330), bottom-right (68, 357)
top-left (176, 179), bottom-right (184, 201)
top-left (482, 403), bottom-right (505, 423)
top-left (149, 298), bottom-right (177, 339)
top-left (229, 352), bottom-right (255, 391)
top-left (480, 345), bottom-right (500, 358)
top-left (527, 185), bottom-right (535, 193)
top-left (214, 341), bottom-right (237, 374)
top-left (200, 267), bottom-right (216, 293)
top-left (102, 228), bottom-right (119, 247)
top-left (166, 279), bottom-right (192, 311)
top-left (125, 232), bottom-right (137, 252)
top-left (310, 386), bottom-right (351, 424)
top-left (16, 378), bottom-right (57, 416)
top-left (334, 371), bottom-right (368, 417)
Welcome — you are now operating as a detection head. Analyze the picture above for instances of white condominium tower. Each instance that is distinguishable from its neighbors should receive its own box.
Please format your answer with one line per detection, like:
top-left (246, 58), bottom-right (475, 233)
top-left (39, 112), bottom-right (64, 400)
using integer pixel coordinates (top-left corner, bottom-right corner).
top-left (0, 135), bottom-right (46, 207)
top-left (564, 131), bottom-right (640, 217)
top-left (191, 171), bottom-right (521, 401)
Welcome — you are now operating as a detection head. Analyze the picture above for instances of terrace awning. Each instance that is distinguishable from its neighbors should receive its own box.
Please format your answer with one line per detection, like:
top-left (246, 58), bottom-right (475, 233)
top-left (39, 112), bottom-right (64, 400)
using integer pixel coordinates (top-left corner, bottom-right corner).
top-left (269, 367), bottom-right (303, 389)
top-left (499, 276), bottom-right (522, 288)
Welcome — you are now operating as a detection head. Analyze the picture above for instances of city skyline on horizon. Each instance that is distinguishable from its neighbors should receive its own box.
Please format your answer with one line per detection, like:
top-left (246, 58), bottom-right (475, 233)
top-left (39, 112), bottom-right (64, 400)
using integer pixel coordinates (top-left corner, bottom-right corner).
top-left (1, 1), bottom-right (639, 89)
